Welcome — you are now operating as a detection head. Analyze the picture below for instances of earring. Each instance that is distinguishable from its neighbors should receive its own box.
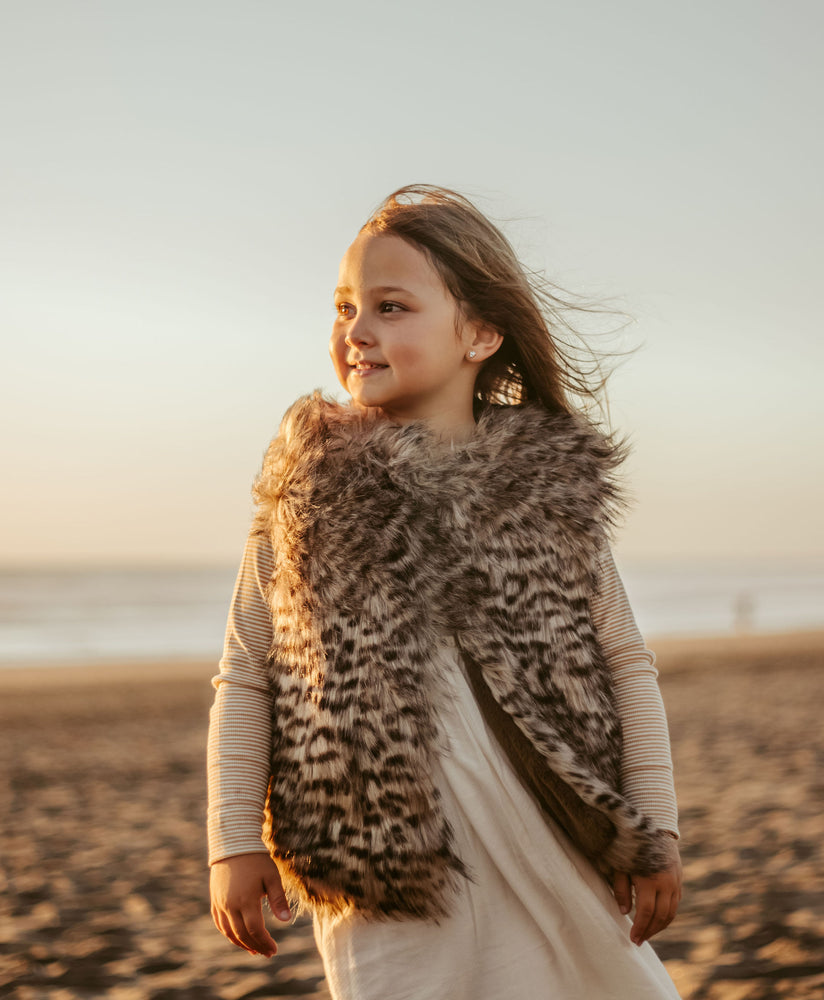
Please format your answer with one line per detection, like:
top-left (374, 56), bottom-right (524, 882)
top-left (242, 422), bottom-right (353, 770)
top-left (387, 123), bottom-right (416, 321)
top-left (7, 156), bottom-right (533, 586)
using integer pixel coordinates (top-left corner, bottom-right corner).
top-left (468, 351), bottom-right (477, 359)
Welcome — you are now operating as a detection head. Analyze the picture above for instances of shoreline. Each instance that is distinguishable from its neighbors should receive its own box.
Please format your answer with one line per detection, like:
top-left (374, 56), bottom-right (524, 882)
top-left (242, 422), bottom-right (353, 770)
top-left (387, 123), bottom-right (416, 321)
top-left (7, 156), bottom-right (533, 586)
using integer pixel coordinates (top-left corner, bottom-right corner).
top-left (1, 627), bottom-right (822, 686)
top-left (0, 656), bottom-right (215, 688)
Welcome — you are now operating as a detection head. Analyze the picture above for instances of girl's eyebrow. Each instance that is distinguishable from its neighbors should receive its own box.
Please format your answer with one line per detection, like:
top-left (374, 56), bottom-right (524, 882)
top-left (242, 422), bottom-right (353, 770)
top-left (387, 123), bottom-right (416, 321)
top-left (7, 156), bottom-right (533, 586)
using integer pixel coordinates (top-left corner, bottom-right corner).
top-left (334, 284), bottom-right (416, 297)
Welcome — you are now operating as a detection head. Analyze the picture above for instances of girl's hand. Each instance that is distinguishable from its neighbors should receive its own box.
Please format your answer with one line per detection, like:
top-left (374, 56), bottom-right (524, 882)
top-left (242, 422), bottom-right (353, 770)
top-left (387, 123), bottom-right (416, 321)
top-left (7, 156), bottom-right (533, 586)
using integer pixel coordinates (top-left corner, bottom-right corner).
top-left (210, 852), bottom-right (292, 957)
top-left (612, 837), bottom-right (682, 946)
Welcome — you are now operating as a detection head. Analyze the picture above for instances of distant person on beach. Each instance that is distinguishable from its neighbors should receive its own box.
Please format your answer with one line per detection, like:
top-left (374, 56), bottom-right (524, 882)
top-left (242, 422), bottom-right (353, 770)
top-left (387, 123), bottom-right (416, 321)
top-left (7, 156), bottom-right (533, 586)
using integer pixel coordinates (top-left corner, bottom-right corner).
top-left (207, 185), bottom-right (683, 999)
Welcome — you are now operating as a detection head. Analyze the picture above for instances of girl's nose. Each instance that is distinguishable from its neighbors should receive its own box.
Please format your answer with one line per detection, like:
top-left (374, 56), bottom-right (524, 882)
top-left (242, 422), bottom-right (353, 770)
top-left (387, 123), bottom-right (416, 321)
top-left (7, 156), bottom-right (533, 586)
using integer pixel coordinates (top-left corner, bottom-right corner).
top-left (344, 320), bottom-right (373, 347)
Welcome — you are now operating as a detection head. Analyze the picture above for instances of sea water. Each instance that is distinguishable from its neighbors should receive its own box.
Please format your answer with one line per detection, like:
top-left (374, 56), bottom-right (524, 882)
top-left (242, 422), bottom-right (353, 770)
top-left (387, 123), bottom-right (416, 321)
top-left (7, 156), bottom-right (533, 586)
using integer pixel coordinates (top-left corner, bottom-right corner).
top-left (0, 560), bottom-right (822, 668)
top-left (0, 567), bottom-right (237, 667)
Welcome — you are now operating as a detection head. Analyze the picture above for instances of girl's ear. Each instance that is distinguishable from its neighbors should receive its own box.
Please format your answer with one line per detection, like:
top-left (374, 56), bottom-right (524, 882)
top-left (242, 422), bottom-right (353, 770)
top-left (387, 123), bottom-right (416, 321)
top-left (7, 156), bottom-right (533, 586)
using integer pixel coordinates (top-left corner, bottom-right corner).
top-left (467, 323), bottom-right (503, 362)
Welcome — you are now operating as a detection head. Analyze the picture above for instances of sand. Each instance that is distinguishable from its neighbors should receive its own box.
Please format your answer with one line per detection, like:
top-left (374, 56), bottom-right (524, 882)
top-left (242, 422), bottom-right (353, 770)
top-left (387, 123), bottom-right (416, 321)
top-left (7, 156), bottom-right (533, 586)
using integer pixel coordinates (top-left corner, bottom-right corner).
top-left (1, 632), bottom-right (823, 999)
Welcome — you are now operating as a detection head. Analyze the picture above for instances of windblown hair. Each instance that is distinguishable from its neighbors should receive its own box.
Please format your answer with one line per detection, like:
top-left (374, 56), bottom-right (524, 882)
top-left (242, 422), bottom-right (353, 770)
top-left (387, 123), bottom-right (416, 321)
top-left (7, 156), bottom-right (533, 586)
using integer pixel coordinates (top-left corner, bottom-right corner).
top-left (362, 184), bottom-right (619, 418)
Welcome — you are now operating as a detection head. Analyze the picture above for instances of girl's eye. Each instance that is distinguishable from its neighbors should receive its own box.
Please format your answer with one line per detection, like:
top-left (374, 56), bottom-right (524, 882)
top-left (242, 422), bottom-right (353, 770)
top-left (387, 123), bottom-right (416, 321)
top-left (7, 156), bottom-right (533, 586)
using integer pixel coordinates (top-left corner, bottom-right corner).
top-left (336, 302), bottom-right (353, 318)
top-left (379, 302), bottom-right (404, 313)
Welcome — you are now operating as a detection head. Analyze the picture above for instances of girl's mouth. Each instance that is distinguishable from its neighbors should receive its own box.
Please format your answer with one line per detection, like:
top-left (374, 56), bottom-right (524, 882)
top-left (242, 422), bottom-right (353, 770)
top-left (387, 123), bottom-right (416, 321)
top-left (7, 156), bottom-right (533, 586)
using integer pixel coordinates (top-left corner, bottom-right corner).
top-left (351, 362), bottom-right (388, 376)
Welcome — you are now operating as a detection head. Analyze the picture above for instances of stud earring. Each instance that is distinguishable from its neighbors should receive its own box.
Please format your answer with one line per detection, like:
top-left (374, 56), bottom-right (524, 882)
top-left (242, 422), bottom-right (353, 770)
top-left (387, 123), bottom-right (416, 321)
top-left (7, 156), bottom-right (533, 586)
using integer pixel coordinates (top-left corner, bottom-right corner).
top-left (468, 351), bottom-right (477, 359)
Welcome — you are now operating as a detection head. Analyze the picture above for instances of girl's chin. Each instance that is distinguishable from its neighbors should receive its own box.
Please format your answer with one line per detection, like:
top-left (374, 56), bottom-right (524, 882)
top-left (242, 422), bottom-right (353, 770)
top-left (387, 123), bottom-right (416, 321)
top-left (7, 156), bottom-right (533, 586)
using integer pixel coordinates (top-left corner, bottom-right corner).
top-left (347, 375), bottom-right (393, 402)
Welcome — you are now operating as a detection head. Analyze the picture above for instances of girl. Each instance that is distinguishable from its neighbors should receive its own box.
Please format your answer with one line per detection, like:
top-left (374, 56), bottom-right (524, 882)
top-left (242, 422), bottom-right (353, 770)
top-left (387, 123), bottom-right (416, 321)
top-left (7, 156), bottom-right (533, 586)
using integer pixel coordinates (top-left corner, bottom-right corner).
top-left (208, 185), bottom-right (683, 999)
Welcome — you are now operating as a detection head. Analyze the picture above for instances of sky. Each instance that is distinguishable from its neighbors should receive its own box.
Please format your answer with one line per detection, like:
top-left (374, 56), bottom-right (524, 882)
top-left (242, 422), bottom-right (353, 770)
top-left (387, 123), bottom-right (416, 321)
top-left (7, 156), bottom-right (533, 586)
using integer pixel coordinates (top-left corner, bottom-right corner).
top-left (1, 0), bottom-right (822, 567)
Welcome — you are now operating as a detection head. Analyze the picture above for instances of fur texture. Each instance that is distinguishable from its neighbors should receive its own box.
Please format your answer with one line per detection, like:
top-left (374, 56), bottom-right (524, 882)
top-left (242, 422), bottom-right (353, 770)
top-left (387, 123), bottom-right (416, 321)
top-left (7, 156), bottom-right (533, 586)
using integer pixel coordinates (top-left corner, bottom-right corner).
top-left (252, 392), bottom-right (672, 919)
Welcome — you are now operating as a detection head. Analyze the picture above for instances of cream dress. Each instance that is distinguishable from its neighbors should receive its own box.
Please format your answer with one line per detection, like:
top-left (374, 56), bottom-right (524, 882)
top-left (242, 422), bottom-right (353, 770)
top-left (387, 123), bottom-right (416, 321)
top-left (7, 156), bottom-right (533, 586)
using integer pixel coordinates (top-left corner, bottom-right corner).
top-left (313, 638), bottom-right (680, 1000)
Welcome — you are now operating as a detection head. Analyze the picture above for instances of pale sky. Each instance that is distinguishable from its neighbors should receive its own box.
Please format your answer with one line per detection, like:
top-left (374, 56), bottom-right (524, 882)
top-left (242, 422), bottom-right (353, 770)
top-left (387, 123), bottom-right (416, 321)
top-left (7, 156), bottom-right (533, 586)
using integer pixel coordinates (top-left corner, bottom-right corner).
top-left (2, 0), bottom-right (822, 566)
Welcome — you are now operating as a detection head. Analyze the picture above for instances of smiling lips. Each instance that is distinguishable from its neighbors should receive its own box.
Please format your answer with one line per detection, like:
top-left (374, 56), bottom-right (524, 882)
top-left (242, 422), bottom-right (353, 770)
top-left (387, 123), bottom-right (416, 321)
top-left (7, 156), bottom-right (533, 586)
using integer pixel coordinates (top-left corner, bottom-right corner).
top-left (350, 360), bottom-right (388, 375)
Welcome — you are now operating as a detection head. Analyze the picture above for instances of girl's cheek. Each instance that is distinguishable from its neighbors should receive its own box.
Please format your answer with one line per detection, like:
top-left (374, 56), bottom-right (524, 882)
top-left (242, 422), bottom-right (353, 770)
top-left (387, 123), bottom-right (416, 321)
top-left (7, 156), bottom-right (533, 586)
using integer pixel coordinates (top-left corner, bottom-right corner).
top-left (329, 335), bottom-right (347, 370)
top-left (332, 357), bottom-right (348, 386)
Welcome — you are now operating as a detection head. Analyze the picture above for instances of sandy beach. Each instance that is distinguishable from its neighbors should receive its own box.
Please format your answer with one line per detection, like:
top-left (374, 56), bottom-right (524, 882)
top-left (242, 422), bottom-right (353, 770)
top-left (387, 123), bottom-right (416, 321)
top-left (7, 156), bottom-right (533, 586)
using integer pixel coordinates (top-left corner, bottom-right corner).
top-left (1, 632), bottom-right (823, 999)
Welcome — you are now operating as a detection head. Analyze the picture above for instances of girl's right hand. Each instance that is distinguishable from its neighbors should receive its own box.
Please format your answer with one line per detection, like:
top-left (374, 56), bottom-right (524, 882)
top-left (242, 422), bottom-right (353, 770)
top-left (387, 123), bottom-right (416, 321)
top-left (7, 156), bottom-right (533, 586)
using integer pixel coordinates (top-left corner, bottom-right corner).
top-left (210, 852), bottom-right (292, 957)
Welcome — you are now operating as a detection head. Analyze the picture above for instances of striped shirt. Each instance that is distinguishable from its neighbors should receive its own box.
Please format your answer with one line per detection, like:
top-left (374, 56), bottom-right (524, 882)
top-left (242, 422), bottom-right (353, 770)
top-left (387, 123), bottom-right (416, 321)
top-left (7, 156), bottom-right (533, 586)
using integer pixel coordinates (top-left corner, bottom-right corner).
top-left (207, 532), bottom-right (679, 864)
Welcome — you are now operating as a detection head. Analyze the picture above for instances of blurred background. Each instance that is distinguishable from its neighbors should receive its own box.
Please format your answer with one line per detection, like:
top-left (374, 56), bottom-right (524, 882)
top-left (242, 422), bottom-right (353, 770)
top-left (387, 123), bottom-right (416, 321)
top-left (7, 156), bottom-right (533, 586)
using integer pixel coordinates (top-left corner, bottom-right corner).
top-left (1, 4), bottom-right (823, 999)
top-left (1, 0), bottom-right (822, 667)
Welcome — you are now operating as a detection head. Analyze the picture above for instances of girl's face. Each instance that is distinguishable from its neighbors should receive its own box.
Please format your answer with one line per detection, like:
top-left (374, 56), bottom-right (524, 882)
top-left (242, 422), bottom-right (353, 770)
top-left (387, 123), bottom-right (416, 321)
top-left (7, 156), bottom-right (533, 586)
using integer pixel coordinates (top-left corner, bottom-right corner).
top-left (330, 233), bottom-right (487, 430)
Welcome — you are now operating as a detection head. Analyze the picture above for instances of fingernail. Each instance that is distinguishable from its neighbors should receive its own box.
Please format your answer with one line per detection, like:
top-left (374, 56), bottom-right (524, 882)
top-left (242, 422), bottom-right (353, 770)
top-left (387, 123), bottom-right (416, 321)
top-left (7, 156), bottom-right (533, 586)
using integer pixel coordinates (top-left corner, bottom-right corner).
top-left (277, 909), bottom-right (291, 921)
top-left (619, 904), bottom-right (629, 914)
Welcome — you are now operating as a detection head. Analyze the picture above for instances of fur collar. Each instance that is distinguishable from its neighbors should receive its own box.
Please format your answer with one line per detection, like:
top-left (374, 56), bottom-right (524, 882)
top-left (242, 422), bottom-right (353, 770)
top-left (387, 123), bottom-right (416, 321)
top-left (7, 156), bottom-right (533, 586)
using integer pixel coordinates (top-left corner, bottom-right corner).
top-left (252, 393), bottom-right (669, 919)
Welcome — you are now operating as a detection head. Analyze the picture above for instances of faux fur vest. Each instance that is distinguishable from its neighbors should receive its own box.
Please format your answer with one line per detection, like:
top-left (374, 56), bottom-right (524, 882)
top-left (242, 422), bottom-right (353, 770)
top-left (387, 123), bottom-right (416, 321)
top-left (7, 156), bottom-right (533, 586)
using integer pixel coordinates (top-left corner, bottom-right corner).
top-left (252, 392), bottom-right (671, 919)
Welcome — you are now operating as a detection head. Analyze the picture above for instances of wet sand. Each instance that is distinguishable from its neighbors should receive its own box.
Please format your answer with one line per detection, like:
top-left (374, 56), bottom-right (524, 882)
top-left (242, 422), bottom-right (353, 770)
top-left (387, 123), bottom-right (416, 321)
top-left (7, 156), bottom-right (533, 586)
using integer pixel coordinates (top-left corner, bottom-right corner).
top-left (1, 632), bottom-right (823, 999)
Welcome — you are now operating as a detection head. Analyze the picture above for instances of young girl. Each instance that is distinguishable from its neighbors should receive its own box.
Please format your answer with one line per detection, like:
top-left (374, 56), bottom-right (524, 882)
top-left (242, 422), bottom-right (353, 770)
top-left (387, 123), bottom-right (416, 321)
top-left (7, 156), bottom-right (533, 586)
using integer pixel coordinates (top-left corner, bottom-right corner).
top-left (208, 185), bottom-right (683, 999)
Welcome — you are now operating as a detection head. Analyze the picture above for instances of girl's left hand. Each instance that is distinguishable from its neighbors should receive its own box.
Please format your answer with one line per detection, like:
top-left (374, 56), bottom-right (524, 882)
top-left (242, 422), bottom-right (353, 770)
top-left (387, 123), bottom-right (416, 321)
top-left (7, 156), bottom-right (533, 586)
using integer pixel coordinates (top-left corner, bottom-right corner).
top-left (612, 838), bottom-right (683, 946)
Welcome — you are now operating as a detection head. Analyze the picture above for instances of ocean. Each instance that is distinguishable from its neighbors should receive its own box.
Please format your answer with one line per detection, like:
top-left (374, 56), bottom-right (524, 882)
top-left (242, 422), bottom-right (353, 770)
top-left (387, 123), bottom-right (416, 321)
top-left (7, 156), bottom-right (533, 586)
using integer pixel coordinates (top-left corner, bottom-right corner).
top-left (0, 560), bottom-right (822, 668)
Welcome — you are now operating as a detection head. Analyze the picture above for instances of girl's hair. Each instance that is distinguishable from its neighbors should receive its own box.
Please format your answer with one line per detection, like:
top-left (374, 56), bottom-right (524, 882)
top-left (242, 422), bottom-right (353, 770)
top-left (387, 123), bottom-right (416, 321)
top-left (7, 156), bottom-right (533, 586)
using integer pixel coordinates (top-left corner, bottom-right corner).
top-left (362, 184), bottom-right (618, 418)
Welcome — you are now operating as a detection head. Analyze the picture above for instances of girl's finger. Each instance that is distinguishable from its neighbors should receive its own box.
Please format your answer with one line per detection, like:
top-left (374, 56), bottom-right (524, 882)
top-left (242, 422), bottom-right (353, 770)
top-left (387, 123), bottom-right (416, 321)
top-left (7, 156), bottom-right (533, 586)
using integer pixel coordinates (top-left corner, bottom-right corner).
top-left (218, 908), bottom-right (255, 953)
top-left (612, 871), bottom-right (633, 915)
top-left (666, 888), bottom-right (681, 927)
top-left (227, 908), bottom-right (263, 954)
top-left (640, 885), bottom-right (680, 943)
top-left (630, 884), bottom-right (657, 945)
top-left (265, 878), bottom-right (293, 924)
top-left (240, 905), bottom-right (278, 957)
top-left (644, 890), bottom-right (673, 942)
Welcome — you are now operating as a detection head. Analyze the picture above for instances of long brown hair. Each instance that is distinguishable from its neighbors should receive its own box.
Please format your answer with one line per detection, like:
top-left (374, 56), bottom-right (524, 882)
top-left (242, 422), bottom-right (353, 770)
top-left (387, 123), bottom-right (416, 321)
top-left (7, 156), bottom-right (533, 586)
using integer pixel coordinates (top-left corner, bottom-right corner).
top-left (362, 184), bottom-right (619, 418)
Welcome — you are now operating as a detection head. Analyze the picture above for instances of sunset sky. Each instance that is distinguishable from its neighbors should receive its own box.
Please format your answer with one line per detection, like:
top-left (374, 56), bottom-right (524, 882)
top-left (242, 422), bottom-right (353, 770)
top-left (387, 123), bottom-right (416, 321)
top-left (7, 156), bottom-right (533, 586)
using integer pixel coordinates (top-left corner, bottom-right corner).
top-left (2, 1), bottom-right (822, 567)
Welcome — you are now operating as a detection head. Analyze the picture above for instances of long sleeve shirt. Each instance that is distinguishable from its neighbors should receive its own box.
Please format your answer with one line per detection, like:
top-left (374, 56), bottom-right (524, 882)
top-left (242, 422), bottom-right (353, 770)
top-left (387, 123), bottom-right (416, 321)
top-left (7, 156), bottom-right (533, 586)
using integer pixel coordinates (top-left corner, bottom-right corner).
top-left (207, 532), bottom-right (679, 864)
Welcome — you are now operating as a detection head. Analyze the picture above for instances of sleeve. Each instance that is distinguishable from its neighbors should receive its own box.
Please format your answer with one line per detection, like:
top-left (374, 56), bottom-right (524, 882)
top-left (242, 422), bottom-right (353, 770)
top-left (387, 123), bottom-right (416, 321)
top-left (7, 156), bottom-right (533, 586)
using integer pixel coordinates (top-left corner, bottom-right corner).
top-left (591, 545), bottom-right (680, 839)
top-left (206, 530), bottom-right (277, 864)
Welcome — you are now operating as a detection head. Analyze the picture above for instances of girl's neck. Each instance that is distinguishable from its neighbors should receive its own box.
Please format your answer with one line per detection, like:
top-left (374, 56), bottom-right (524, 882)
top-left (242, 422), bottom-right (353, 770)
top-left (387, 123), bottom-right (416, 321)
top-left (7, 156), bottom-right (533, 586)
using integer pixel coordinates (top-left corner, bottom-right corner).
top-left (375, 400), bottom-right (477, 445)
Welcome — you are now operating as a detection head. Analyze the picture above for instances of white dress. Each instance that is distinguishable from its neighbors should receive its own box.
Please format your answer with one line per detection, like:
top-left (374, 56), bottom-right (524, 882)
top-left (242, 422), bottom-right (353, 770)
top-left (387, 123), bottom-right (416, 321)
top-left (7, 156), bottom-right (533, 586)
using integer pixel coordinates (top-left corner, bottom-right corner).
top-left (313, 639), bottom-right (680, 1000)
